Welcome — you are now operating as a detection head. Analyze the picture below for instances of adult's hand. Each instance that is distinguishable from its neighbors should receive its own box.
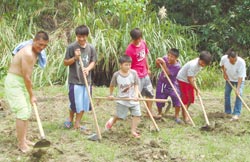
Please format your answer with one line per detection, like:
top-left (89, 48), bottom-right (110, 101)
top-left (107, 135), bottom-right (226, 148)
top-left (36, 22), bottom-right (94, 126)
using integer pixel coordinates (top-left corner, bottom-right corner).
top-left (30, 96), bottom-right (37, 105)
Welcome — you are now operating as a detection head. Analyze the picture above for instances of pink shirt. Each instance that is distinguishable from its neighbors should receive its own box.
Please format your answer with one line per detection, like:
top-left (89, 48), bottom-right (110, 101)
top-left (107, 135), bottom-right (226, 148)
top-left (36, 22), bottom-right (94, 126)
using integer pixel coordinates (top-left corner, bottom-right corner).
top-left (125, 40), bottom-right (149, 78)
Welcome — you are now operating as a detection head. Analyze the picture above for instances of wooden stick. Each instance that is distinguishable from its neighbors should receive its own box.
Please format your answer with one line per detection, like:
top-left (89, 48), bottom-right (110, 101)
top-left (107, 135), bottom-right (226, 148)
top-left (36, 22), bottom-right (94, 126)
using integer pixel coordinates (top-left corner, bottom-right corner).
top-left (33, 103), bottom-right (46, 139)
top-left (227, 80), bottom-right (250, 112)
top-left (159, 64), bottom-right (195, 127)
top-left (79, 59), bottom-right (102, 140)
top-left (94, 97), bottom-right (169, 103)
top-left (197, 94), bottom-right (210, 125)
top-left (138, 90), bottom-right (160, 132)
top-left (194, 82), bottom-right (210, 125)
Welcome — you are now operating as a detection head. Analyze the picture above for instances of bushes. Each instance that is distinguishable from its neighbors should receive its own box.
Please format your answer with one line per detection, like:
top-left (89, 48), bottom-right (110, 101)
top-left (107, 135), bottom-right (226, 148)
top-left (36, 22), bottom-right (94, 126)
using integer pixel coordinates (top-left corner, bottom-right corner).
top-left (152, 1), bottom-right (250, 62)
top-left (0, 0), bottom-right (222, 89)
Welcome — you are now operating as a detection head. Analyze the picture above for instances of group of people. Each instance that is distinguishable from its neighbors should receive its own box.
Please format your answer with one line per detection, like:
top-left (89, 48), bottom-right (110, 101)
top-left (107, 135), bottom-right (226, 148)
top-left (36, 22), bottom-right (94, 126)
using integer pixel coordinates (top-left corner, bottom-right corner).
top-left (4, 25), bottom-right (247, 152)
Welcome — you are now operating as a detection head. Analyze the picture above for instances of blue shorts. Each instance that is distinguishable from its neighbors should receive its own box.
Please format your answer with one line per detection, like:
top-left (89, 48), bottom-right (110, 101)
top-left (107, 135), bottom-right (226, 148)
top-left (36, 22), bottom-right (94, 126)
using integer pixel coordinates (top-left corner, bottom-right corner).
top-left (68, 84), bottom-right (91, 113)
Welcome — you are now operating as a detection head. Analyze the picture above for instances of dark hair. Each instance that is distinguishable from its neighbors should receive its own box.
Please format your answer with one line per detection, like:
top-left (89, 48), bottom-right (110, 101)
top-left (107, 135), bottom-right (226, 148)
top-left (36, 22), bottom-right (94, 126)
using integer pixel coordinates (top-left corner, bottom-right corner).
top-left (119, 55), bottom-right (132, 64)
top-left (226, 48), bottom-right (237, 58)
top-left (199, 51), bottom-right (212, 65)
top-left (34, 31), bottom-right (49, 41)
top-left (75, 25), bottom-right (89, 36)
top-left (130, 28), bottom-right (142, 40)
top-left (168, 48), bottom-right (179, 58)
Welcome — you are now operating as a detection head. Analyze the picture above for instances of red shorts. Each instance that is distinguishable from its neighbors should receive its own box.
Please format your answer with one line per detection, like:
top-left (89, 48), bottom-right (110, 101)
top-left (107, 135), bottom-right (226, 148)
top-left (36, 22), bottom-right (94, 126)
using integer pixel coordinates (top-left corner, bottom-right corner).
top-left (177, 80), bottom-right (194, 105)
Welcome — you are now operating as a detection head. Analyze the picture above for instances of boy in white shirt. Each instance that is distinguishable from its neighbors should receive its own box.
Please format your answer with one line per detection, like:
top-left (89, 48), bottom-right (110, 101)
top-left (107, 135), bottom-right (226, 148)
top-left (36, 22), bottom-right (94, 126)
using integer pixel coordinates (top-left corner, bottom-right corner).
top-left (176, 51), bottom-right (212, 124)
top-left (220, 48), bottom-right (246, 121)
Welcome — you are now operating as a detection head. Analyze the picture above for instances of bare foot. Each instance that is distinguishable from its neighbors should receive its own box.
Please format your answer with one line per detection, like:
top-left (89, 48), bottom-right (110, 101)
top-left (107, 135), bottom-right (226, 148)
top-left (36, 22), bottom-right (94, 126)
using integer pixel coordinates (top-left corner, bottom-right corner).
top-left (74, 122), bottom-right (80, 129)
top-left (184, 119), bottom-right (192, 125)
top-left (157, 113), bottom-right (162, 118)
top-left (74, 125), bottom-right (80, 129)
top-left (26, 140), bottom-right (35, 146)
top-left (131, 132), bottom-right (141, 138)
top-left (18, 144), bottom-right (31, 153)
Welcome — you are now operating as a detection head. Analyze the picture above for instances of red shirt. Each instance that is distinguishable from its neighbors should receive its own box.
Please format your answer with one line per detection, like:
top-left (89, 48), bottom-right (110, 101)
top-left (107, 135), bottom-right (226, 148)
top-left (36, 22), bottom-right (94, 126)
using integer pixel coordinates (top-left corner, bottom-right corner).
top-left (125, 40), bottom-right (149, 78)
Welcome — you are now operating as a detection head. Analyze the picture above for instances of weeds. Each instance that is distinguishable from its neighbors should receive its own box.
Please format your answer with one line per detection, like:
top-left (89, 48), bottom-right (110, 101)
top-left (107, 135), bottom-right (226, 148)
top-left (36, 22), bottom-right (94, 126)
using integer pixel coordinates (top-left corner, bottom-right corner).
top-left (1, 1), bottom-right (221, 89)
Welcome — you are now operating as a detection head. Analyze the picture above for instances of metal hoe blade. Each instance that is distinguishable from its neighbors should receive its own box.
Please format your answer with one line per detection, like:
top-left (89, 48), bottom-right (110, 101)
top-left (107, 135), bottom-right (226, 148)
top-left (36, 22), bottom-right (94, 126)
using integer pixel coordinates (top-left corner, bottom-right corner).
top-left (87, 133), bottom-right (100, 141)
top-left (34, 139), bottom-right (51, 148)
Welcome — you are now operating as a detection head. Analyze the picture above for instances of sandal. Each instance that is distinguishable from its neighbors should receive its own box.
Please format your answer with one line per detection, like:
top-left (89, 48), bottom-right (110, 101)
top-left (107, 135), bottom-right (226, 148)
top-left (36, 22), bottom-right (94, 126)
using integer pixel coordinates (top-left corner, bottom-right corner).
top-left (174, 118), bottom-right (183, 124)
top-left (105, 117), bottom-right (113, 131)
top-left (64, 121), bottom-right (72, 129)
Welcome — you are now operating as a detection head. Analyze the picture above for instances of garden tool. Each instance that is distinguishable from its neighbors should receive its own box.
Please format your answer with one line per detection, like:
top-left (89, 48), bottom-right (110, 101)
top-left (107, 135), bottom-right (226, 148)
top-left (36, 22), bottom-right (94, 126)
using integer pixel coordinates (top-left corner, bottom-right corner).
top-left (33, 103), bottom-right (51, 148)
top-left (159, 64), bottom-right (195, 126)
top-left (94, 96), bottom-right (168, 103)
top-left (197, 94), bottom-right (215, 131)
top-left (138, 90), bottom-right (160, 132)
top-left (79, 58), bottom-right (102, 141)
top-left (192, 82), bottom-right (214, 131)
top-left (227, 80), bottom-right (250, 112)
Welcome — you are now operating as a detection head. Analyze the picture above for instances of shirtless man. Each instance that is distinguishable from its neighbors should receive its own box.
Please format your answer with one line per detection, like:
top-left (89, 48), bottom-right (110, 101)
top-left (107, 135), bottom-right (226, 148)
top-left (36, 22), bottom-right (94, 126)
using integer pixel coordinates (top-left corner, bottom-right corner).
top-left (4, 31), bottom-right (49, 153)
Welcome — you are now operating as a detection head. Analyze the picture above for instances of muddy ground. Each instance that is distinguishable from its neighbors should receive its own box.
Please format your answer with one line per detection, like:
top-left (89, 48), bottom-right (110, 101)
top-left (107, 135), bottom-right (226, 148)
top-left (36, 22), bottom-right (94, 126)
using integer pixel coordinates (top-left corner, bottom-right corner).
top-left (1, 86), bottom-right (250, 162)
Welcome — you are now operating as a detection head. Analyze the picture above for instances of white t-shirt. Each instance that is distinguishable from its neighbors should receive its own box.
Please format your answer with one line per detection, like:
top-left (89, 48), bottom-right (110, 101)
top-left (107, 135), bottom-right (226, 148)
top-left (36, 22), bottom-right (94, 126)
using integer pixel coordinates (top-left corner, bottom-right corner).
top-left (110, 69), bottom-right (139, 106)
top-left (220, 55), bottom-right (246, 82)
top-left (177, 58), bottom-right (202, 83)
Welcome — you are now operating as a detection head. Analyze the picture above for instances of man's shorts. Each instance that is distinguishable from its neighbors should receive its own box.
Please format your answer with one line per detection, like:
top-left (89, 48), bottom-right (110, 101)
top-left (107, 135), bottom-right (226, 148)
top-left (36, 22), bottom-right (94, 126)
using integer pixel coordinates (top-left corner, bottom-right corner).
top-left (156, 81), bottom-right (181, 108)
top-left (69, 84), bottom-right (91, 113)
top-left (4, 73), bottom-right (32, 120)
top-left (177, 80), bottom-right (194, 105)
top-left (139, 75), bottom-right (154, 98)
top-left (116, 103), bottom-right (141, 120)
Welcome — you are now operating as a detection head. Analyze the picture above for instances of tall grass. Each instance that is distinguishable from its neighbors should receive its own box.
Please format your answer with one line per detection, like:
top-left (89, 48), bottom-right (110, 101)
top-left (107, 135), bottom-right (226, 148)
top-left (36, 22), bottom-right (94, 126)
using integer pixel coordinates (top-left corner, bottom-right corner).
top-left (0, 0), bottom-right (222, 89)
top-left (196, 62), bottom-right (224, 90)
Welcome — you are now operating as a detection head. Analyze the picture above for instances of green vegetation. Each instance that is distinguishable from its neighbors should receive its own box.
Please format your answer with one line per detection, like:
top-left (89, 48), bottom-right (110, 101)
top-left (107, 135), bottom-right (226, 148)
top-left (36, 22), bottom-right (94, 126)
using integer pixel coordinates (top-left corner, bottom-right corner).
top-left (153, 0), bottom-right (250, 61)
top-left (0, 0), bottom-right (224, 89)
top-left (1, 1), bottom-right (250, 161)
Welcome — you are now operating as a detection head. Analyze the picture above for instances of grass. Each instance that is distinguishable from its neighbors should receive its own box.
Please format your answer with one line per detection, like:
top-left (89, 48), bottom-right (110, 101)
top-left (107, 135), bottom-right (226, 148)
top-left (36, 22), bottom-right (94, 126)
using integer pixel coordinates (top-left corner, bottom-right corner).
top-left (1, 86), bottom-right (250, 161)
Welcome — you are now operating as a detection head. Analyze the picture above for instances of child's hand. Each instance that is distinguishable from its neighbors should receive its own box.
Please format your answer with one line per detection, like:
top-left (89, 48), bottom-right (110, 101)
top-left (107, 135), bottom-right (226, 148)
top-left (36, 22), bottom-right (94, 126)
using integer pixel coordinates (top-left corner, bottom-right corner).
top-left (82, 67), bottom-right (90, 76)
top-left (156, 58), bottom-right (164, 67)
top-left (74, 48), bottom-right (81, 60)
top-left (195, 89), bottom-right (200, 97)
top-left (134, 96), bottom-right (139, 101)
top-left (148, 69), bottom-right (151, 75)
top-left (108, 95), bottom-right (114, 100)
top-left (156, 59), bottom-right (161, 65)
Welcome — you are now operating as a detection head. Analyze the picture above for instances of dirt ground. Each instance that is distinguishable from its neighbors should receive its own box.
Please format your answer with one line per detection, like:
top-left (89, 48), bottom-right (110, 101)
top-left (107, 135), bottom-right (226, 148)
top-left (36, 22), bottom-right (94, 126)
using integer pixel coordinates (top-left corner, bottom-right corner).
top-left (1, 86), bottom-right (250, 162)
